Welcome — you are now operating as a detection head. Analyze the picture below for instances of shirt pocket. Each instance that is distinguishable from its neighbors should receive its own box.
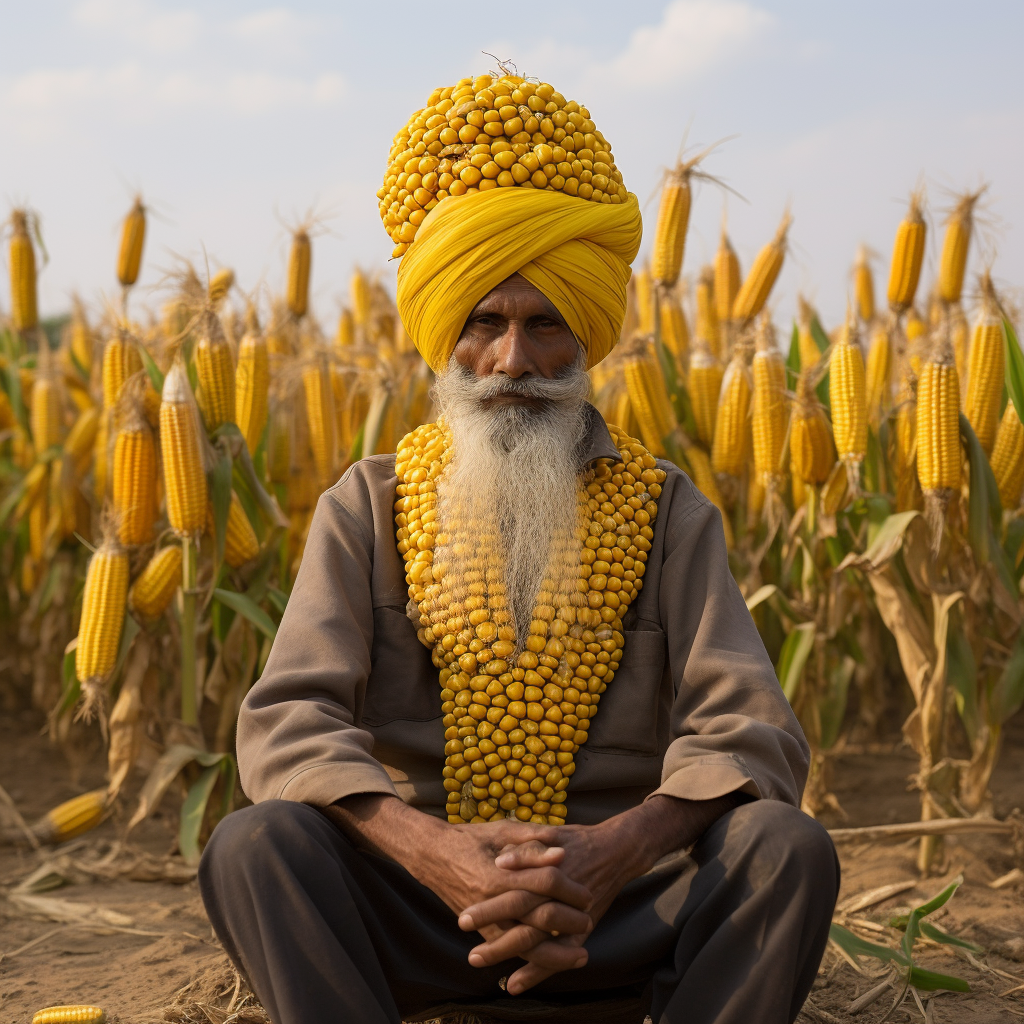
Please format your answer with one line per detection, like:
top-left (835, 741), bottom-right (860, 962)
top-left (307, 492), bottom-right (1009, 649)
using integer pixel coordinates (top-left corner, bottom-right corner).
top-left (362, 606), bottom-right (440, 726)
top-left (584, 627), bottom-right (666, 756)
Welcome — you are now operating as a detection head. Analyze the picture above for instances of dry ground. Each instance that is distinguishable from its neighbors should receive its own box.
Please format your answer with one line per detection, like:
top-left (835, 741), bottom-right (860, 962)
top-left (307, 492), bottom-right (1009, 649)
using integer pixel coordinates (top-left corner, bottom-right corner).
top-left (1, 710), bottom-right (1022, 1024)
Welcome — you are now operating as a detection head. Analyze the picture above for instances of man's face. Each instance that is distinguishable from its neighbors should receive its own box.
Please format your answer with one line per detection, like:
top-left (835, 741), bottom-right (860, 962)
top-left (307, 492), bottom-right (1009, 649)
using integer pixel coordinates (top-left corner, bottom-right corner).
top-left (451, 274), bottom-right (581, 408)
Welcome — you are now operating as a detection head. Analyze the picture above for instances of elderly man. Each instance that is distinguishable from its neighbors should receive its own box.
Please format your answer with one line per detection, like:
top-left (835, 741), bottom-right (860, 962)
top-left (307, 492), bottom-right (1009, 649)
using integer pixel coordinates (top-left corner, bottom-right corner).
top-left (200, 74), bottom-right (839, 1024)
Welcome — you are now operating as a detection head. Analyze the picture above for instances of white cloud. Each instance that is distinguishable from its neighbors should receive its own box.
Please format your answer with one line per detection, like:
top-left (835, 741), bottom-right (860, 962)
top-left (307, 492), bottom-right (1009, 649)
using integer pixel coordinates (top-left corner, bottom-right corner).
top-left (231, 8), bottom-right (310, 41)
top-left (610, 0), bottom-right (773, 87)
top-left (74, 0), bottom-right (202, 52)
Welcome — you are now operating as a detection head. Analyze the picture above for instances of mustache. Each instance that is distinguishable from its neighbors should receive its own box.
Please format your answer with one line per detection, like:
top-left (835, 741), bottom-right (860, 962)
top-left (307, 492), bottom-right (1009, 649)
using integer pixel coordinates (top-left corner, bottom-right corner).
top-left (439, 355), bottom-right (590, 406)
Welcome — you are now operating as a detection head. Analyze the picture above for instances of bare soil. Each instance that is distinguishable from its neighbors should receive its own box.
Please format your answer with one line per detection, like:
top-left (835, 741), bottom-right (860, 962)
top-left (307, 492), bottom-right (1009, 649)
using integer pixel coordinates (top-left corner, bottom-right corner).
top-left (1, 709), bottom-right (1022, 1024)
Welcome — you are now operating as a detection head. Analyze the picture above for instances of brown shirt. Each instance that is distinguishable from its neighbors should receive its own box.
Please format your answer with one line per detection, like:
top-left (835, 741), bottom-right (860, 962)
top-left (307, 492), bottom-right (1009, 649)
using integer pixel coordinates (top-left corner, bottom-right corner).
top-left (236, 406), bottom-right (809, 824)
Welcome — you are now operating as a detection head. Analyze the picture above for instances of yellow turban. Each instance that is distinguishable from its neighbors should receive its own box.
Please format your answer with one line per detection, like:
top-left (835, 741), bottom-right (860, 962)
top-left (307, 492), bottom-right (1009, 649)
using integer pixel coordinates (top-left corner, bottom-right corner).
top-left (396, 188), bottom-right (643, 372)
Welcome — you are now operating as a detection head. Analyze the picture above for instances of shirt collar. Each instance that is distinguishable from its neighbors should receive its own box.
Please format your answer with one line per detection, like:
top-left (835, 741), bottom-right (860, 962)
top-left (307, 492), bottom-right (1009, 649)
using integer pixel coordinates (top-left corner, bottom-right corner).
top-left (581, 403), bottom-right (622, 465)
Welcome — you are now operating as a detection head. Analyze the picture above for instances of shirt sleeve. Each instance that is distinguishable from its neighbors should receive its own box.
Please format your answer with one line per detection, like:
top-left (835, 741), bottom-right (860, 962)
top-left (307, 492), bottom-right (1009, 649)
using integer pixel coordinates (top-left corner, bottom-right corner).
top-left (235, 475), bottom-right (400, 807)
top-left (648, 469), bottom-right (810, 807)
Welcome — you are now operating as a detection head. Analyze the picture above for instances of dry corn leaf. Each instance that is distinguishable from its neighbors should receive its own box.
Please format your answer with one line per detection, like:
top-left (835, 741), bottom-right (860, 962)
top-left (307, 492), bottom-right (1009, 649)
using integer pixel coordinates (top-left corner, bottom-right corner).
top-left (7, 891), bottom-right (134, 927)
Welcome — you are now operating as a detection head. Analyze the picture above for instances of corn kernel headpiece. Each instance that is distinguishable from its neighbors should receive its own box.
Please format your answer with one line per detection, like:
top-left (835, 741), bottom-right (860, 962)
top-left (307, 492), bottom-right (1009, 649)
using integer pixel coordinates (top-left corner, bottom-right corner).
top-left (382, 74), bottom-right (643, 372)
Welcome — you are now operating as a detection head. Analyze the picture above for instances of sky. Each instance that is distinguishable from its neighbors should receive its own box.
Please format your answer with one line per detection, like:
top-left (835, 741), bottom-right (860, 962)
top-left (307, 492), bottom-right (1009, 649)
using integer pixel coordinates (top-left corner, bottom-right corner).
top-left (1, 0), bottom-right (1022, 329)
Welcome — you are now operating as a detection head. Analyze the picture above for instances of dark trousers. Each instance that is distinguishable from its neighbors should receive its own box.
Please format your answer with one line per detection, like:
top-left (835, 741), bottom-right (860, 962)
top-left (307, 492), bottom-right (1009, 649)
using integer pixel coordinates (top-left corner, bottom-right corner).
top-left (199, 798), bottom-right (839, 1024)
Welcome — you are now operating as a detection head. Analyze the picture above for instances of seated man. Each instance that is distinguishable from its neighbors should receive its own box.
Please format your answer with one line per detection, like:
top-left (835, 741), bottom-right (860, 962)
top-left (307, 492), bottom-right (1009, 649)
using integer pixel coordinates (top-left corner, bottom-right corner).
top-left (200, 73), bottom-right (839, 1024)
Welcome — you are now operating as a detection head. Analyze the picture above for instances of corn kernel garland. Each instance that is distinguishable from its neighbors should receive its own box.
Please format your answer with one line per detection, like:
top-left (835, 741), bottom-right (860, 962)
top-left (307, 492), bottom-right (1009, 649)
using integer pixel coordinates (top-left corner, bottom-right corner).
top-left (378, 75), bottom-right (628, 259)
top-left (395, 422), bottom-right (665, 825)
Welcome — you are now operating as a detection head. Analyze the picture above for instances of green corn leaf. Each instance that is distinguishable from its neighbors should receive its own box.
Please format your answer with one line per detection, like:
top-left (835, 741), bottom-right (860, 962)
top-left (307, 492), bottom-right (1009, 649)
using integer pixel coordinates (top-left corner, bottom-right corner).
top-left (775, 622), bottom-right (816, 703)
top-left (1003, 319), bottom-right (1024, 425)
top-left (786, 321), bottom-right (801, 385)
top-left (820, 655), bottom-right (856, 750)
top-left (213, 587), bottom-right (278, 640)
top-left (917, 921), bottom-right (984, 953)
top-left (946, 612), bottom-right (979, 741)
top-left (900, 876), bottom-right (963, 962)
top-left (208, 438), bottom-right (233, 572)
top-left (179, 765), bottom-right (220, 867)
top-left (989, 628), bottom-right (1024, 727)
top-left (57, 640), bottom-right (81, 717)
top-left (810, 316), bottom-right (831, 411)
top-left (137, 344), bottom-right (165, 393)
top-left (267, 586), bottom-right (289, 617)
top-left (348, 422), bottom-right (365, 463)
top-left (907, 966), bottom-right (970, 992)
top-left (829, 924), bottom-right (908, 966)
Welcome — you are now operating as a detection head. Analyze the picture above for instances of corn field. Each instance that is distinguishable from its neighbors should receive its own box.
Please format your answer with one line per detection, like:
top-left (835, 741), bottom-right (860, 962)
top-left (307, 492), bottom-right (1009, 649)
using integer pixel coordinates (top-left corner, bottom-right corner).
top-left (1, 154), bottom-right (1022, 876)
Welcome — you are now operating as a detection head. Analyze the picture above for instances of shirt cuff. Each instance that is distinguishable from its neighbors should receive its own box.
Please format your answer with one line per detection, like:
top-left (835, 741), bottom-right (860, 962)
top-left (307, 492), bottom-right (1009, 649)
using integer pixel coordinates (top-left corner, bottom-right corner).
top-left (279, 761), bottom-right (400, 807)
top-left (648, 754), bottom-right (762, 804)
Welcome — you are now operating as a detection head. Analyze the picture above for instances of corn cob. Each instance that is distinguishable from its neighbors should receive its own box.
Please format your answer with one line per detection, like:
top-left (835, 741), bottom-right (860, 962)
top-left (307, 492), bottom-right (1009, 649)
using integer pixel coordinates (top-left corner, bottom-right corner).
top-left (102, 332), bottom-right (142, 410)
top-left (853, 244), bottom-right (875, 322)
top-left (829, 317), bottom-right (867, 488)
top-left (790, 376), bottom-right (835, 485)
top-left (13, 425), bottom-right (34, 470)
top-left (747, 473), bottom-right (765, 527)
top-left (964, 285), bottom-right (1004, 455)
top-left (398, 420), bottom-right (663, 825)
top-left (633, 266), bottom-right (654, 335)
top-left (209, 491), bottom-right (260, 568)
top-left (33, 1006), bottom-right (106, 1024)
top-left (791, 472), bottom-right (808, 510)
top-left (0, 387), bottom-right (15, 432)
top-left (69, 301), bottom-right (94, 374)
top-left (65, 376), bottom-right (93, 414)
top-left (938, 190), bottom-right (982, 306)
top-left (894, 374), bottom-right (920, 512)
top-left (695, 265), bottom-right (721, 358)
top-left (76, 537), bottom-right (129, 685)
top-left (29, 492), bottom-right (47, 562)
top-left (711, 350), bottom-right (752, 478)
top-left (16, 462), bottom-right (49, 520)
top-left (865, 322), bottom-right (892, 425)
top-left (117, 197), bottom-right (146, 287)
top-left (623, 343), bottom-right (676, 456)
top-left (905, 307), bottom-right (926, 344)
top-left (235, 330), bottom-right (269, 455)
top-left (267, 399), bottom-right (292, 485)
top-left (287, 229), bottom-right (312, 319)
top-left (751, 319), bottom-right (788, 487)
top-left (714, 226), bottom-right (741, 324)
top-left (651, 158), bottom-right (695, 286)
top-left (950, 303), bottom-right (969, 385)
top-left (379, 75), bottom-right (628, 257)
top-left (208, 267), bottom-right (235, 306)
top-left (797, 297), bottom-right (820, 370)
top-left (129, 545), bottom-right (182, 621)
top-left (112, 401), bottom-right (157, 547)
top-left (30, 375), bottom-right (63, 452)
top-left (335, 308), bottom-right (355, 351)
top-left (681, 443), bottom-right (734, 548)
top-left (688, 343), bottom-right (722, 449)
top-left (917, 336), bottom-right (961, 546)
top-left (351, 268), bottom-right (371, 327)
top-left (731, 211), bottom-right (792, 325)
top-left (194, 319), bottom-right (236, 430)
top-left (659, 289), bottom-right (689, 366)
top-left (887, 191), bottom-right (927, 315)
top-left (31, 789), bottom-right (108, 846)
top-left (991, 401), bottom-right (1024, 510)
top-left (160, 362), bottom-right (207, 537)
top-left (820, 460), bottom-right (849, 516)
top-left (93, 411), bottom-right (110, 502)
top-left (9, 209), bottom-right (38, 332)
top-left (302, 355), bottom-right (337, 487)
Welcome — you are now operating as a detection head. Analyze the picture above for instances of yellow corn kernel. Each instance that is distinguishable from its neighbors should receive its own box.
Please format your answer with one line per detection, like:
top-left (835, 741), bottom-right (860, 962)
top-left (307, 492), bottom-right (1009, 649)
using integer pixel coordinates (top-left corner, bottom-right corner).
top-left (102, 332), bottom-right (142, 411)
top-left (30, 375), bottom-right (63, 452)
top-left (714, 226), bottom-right (741, 324)
top-left (864, 322), bottom-right (892, 425)
top-left (938, 190), bottom-right (983, 306)
top-left (113, 417), bottom-right (158, 547)
top-left (129, 545), bottom-right (183, 621)
top-left (32, 789), bottom-right (108, 846)
top-left (694, 265), bottom-right (721, 358)
top-left (688, 343), bottom-right (722, 449)
top-left (790, 377), bottom-right (835, 486)
top-left (990, 401), bottom-right (1024, 510)
top-left (302, 355), bottom-right (337, 487)
top-left (751, 322), bottom-right (788, 484)
top-left (33, 1007), bottom-right (107, 1024)
top-left (160, 362), bottom-right (207, 536)
top-left (916, 351), bottom-right (961, 493)
top-left (651, 160), bottom-right (693, 287)
top-left (829, 319), bottom-right (867, 483)
top-left (9, 208), bottom-right (38, 332)
top-left (887, 191), bottom-right (926, 314)
top-left (964, 290), bottom-right (1004, 455)
top-left (659, 289), bottom-right (689, 366)
top-left (117, 197), bottom-right (146, 287)
top-left (853, 244), bottom-right (875, 323)
top-left (76, 540), bottom-right (129, 683)
top-left (235, 330), bottom-right (269, 455)
top-left (194, 323), bottom-right (236, 430)
top-left (731, 211), bottom-right (791, 325)
top-left (623, 345), bottom-right (675, 456)
top-left (287, 229), bottom-right (312, 319)
top-left (711, 352), bottom-right (751, 478)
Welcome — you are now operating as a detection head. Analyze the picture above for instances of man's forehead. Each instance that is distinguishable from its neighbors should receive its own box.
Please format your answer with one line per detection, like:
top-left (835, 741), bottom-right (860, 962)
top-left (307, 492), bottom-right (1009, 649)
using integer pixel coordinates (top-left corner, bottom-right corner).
top-left (471, 275), bottom-right (562, 317)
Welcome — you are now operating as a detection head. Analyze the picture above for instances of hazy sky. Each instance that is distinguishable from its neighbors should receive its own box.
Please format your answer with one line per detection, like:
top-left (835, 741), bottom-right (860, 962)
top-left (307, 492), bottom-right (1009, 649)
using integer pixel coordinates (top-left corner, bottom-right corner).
top-left (2, 1), bottom-right (1021, 328)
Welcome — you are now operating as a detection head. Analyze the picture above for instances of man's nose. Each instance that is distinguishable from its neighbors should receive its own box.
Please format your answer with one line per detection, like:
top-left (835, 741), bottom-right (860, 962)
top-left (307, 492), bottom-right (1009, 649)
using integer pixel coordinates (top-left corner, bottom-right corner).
top-left (490, 319), bottom-right (537, 378)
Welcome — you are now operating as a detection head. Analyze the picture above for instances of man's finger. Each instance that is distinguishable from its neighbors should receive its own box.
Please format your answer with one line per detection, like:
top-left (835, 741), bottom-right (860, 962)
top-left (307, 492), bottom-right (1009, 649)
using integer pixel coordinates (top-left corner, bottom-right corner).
top-left (460, 891), bottom-right (590, 935)
top-left (494, 842), bottom-right (564, 870)
top-left (471, 932), bottom-right (589, 973)
top-left (498, 864), bottom-right (592, 910)
top-left (506, 946), bottom-right (589, 994)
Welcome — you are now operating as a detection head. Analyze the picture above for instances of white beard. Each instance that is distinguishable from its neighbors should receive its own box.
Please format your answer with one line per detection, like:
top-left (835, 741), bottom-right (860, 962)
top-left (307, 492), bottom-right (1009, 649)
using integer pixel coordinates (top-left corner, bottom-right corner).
top-left (430, 356), bottom-right (591, 645)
